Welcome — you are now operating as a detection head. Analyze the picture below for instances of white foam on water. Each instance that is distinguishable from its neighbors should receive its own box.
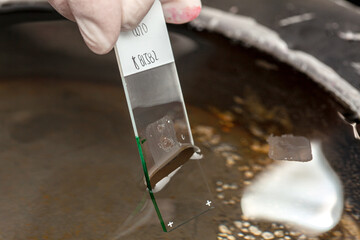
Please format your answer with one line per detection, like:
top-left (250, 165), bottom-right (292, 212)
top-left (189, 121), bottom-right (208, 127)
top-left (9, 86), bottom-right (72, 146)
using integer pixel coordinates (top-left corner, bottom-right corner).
top-left (241, 141), bottom-right (343, 235)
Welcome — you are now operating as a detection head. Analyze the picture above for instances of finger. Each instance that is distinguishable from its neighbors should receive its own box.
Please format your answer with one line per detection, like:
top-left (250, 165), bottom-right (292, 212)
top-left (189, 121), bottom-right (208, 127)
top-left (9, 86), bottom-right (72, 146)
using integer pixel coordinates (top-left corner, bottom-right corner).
top-left (120, 0), bottom-right (155, 30)
top-left (48, 0), bottom-right (75, 21)
top-left (67, 0), bottom-right (123, 54)
top-left (160, 0), bottom-right (201, 24)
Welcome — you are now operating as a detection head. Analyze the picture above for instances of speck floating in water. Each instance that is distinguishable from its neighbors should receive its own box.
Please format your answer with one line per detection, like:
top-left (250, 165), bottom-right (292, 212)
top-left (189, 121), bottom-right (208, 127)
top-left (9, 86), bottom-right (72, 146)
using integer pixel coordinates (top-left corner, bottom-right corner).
top-left (267, 134), bottom-right (312, 162)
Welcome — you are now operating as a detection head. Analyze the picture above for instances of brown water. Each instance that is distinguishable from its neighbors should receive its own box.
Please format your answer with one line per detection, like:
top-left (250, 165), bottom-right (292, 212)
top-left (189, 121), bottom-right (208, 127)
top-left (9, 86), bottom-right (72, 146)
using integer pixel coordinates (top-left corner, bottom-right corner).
top-left (0, 78), bottom-right (358, 239)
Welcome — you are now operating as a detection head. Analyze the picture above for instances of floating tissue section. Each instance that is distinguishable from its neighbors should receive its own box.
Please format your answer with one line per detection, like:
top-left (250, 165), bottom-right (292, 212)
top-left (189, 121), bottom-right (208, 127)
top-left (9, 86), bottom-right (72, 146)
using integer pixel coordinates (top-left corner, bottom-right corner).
top-left (144, 116), bottom-right (194, 188)
top-left (147, 116), bottom-right (180, 157)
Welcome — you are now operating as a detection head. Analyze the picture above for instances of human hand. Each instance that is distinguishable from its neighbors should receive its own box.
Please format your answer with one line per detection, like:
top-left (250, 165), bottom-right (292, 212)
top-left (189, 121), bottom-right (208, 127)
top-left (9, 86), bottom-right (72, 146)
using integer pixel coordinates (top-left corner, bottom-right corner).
top-left (48, 0), bottom-right (201, 54)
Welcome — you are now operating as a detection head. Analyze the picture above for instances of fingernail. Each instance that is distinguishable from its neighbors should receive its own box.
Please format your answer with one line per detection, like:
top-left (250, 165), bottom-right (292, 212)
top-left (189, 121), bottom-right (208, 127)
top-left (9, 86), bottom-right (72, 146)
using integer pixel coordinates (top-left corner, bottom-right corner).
top-left (164, 5), bottom-right (201, 24)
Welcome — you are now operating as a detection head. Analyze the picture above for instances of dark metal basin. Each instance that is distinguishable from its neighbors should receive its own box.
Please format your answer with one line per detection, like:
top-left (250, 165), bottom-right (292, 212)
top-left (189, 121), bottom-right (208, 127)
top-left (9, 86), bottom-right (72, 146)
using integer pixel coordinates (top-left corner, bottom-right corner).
top-left (0, 4), bottom-right (359, 240)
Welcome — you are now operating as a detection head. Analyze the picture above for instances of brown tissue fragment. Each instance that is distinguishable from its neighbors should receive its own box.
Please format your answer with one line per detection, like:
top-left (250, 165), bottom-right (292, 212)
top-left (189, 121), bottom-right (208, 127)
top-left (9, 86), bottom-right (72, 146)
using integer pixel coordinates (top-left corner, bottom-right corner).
top-left (267, 134), bottom-right (312, 162)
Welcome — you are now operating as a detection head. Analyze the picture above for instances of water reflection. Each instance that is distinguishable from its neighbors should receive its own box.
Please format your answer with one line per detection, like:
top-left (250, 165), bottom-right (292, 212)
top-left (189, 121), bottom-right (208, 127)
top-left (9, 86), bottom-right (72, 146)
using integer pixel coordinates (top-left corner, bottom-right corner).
top-left (111, 197), bottom-right (175, 240)
top-left (241, 141), bottom-right (343, 235)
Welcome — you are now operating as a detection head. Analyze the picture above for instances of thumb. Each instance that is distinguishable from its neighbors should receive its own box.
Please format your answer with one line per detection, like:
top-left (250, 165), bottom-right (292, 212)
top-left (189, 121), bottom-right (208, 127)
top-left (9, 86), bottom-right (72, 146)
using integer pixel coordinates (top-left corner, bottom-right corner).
top-left (160, 0), bottom-right (202, 24)
top-left (51, 0), bottom-right (155, 55)
top-left (66, 0), bottom-right (123, 54)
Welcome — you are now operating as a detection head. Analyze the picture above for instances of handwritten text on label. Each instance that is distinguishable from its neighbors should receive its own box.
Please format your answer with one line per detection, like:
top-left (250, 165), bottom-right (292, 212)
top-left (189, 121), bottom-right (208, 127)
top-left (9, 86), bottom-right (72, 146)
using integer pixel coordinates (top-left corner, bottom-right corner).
top-left (132, 23), bottom-right (149, 37)
top-left (132, 50), bottom-right (159, 70)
